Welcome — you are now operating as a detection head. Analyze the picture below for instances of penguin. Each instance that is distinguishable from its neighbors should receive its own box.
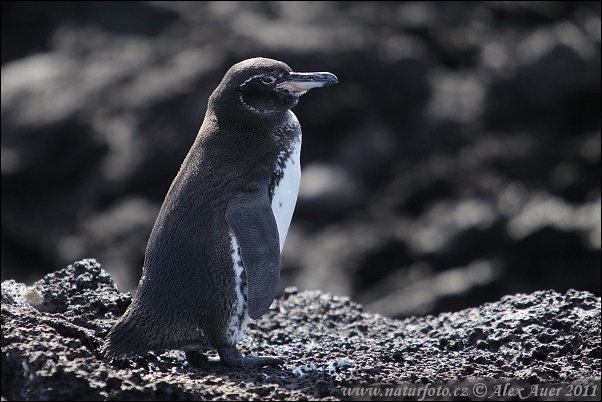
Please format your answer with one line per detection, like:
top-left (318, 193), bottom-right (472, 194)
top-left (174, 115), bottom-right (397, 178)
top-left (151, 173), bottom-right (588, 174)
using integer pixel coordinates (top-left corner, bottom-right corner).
top-left (102, 57), bottom-right (337, 368)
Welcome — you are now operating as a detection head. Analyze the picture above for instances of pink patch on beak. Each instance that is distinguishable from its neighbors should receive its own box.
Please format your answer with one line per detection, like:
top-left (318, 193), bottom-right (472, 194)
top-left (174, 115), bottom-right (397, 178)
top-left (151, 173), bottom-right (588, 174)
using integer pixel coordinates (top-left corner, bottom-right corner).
top-left (276, 82), bottom-right (303, 92)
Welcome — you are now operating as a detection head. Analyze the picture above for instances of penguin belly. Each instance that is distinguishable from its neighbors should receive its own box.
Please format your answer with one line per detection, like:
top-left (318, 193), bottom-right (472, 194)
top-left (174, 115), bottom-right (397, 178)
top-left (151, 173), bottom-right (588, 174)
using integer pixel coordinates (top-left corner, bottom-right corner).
top-left (225, 115), bottom-right (302, 345)
top-left (271, 112), bottom-right (302, 252)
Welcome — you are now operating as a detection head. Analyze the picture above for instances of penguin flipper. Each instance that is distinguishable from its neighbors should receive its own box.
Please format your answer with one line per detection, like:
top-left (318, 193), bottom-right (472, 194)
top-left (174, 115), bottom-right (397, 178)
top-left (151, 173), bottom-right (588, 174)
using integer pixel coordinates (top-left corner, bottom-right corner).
top-left (225, 184), bottom-right (280, 320)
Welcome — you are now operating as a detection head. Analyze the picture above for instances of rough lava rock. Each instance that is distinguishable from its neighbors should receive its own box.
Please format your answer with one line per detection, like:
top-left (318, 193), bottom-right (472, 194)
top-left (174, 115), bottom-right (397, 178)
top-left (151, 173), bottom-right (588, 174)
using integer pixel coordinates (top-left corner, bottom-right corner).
top-left (1, 259), bottom-right (600, 400)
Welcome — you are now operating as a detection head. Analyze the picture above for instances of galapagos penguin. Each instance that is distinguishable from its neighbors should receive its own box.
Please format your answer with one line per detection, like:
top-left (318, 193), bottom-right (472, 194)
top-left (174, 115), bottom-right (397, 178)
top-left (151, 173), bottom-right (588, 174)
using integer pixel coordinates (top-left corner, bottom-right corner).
top-left (102, 57), bottom-right (337, 368)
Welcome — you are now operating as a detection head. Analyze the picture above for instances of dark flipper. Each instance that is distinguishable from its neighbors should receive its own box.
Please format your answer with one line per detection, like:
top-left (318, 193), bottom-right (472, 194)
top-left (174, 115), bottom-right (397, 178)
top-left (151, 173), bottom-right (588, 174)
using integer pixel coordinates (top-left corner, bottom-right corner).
top-left (225, 184), bottom-right (281, 319)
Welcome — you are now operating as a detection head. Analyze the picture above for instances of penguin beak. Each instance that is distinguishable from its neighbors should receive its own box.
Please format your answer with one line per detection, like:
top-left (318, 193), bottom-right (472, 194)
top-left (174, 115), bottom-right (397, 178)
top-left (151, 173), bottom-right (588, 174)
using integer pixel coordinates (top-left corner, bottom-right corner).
top-left (276, 72), bottom-right (338, 95)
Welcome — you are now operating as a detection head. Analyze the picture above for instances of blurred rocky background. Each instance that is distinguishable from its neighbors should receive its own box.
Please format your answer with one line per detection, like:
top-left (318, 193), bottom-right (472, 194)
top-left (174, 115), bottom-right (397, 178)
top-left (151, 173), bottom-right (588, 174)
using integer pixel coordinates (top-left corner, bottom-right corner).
top-left (2, 1), bottom-right (600, 319)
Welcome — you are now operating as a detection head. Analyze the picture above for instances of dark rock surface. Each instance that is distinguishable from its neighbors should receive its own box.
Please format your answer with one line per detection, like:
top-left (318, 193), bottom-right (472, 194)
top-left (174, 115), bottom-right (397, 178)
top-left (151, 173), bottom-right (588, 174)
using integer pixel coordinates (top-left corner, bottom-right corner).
top-left (2, 2), bottom-right (601, 320)
top-left (2, 259), bottom-right (600, 400)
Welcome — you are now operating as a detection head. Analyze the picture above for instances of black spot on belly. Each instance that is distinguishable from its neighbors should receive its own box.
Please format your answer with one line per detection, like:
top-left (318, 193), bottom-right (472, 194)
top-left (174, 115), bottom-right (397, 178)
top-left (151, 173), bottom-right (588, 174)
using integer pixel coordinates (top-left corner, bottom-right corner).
top-left (279, 201), bottom-right (283, 207)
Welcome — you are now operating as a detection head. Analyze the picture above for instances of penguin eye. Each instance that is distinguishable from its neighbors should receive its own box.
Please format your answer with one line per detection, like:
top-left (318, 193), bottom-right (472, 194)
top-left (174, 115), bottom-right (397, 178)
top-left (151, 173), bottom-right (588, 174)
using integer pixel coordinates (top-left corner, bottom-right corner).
top-left (261, 76), bottom-right (276, 84)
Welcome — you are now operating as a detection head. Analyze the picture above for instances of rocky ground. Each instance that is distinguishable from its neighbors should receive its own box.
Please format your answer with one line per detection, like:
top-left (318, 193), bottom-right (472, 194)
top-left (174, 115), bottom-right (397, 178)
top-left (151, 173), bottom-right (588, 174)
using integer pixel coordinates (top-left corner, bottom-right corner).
top-left (2, 2), bottom-right (600, 320)
top-left (1, 259), bottom-right (600, 400)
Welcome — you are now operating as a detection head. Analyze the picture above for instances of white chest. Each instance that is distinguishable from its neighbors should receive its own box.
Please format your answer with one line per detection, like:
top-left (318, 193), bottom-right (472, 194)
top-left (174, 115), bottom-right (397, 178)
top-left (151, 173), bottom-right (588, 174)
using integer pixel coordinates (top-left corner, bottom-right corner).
top-left (271, 115), bottom-right (302, 252)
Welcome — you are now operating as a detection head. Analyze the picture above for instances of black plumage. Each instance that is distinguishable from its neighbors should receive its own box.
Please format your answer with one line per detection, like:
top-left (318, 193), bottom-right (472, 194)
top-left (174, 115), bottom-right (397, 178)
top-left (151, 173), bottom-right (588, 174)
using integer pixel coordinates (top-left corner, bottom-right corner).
top-left (103, 57), bottom-right (336, 367)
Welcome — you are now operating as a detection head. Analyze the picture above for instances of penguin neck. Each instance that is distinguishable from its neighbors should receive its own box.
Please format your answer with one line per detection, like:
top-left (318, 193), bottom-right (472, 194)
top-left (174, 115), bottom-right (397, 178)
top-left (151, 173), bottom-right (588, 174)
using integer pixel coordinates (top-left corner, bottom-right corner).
top-left (237, 92), bottom-right (281, 118)
top-left (209, 86), bottom-right (295, 128)
top-left (208, 100), bottom-right (289, 133)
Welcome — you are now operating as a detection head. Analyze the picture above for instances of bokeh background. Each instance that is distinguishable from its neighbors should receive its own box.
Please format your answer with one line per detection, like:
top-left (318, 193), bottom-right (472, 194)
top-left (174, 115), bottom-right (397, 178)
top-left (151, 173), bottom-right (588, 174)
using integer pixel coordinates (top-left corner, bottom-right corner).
top-left (2, 1), bottom-right (600, 318)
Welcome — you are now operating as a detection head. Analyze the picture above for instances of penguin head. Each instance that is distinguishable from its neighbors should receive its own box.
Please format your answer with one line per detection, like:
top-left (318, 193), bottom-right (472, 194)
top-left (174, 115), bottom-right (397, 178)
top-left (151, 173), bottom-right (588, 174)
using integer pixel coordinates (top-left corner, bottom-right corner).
top-left (210, 57), bottom-right (337, 119)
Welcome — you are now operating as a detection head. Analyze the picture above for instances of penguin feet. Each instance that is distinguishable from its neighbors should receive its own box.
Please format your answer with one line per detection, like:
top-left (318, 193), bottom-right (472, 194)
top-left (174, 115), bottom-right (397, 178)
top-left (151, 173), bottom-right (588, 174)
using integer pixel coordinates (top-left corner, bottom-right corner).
top-left (218, 346), bottom-right (284, 368)
top-left (185, 351), bottom-right (208, 368)
top-left (185, 347), bottom-right (284, 368)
